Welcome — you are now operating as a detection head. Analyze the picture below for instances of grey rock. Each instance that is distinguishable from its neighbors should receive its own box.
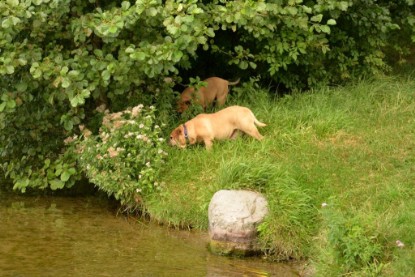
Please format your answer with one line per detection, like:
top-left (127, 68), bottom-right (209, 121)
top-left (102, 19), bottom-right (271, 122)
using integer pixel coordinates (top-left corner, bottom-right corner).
top-left (208, 190), bottom-right (268, 256)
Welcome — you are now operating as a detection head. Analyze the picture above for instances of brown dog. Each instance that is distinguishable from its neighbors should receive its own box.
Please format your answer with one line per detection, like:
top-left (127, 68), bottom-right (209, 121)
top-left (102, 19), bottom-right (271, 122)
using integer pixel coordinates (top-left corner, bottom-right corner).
top-left (177, 77), bottom-right (240, 113)
top-left (170, 106), bottom-right (266, 150)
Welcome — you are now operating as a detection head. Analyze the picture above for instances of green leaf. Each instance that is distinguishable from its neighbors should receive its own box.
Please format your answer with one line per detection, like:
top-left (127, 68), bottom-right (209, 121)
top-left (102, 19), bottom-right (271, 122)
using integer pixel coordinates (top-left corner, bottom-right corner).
top-left (190, 7), bottom-right (204, 15)
top-left (55, 163), bottom-right (63, 176)
top-left (109, 26), bottom-right (118, 34)
top-left (70, 96), bottom-right (79, 107)
top-left (327, 19), bottom-right (337, 25)
top-left (311, 14), bottom-right (323, 23)
top-left (7, 99), bottom-right (16, 109)
top-left (70, 91), bottom-right (88, 107)
top-left (63, 119), bottom-right (73, 131)
top-left (81, 89), bottom-right (90, 98)
top-left (1, 18), bottom-right (11, 28)
top-left (132, 52), bottom-right (146, 61)
top-left (172, 51), bottom-right (183, 62)
top-left (11, 16), bottom-right (21, 26)
top-left (0, 102), bottom-right (6, 112)
top-left (320, 25), bottom-right (331, 34)
top-left (125, 46), bottom-right (135, 53)
top-left (166, 25), bottom-right (178, 35)
top-left (18, 58), bottom-right (27, 65)
top-left (16, 82), bottom-right (28, 92)
top-left (101, 70), bottom-right (111, 81)
top-left (6, 65), bottom-right (14, 74)
top-left (68, 168), bottom-right (76, 175)
top-left (14, 178), bottom-right (30, 192)
top-left (302, 6), bottom-right (312, 14)
top-left (206, 28), bottom-right (215, 37)
top-left (61, 77), bottom-right (71, 88)
top-left (60, 66), bottom-right (69, 76)
top-left (60, 171), bottom-right (71, 182)
top-left (239, 61), bottom-right (248, 70)
top-left (68, 70), bottom-right (80, 78)
top-left (33, 68), bottom-right (42, 79)
top-left (147, 7), bottom-right (158, 17)
top-left (339, 1), bottom-right (349, 11)
top-left (7, 0), bottom-right (19, 7)
top-left (44, 159), bottom-right (51, 168)
top-left (121, 1), bottom-right (130, 10)
top-left (287, 7), bottom-right (298, 15)
top-left (49, 179), bottom-right (65, 190)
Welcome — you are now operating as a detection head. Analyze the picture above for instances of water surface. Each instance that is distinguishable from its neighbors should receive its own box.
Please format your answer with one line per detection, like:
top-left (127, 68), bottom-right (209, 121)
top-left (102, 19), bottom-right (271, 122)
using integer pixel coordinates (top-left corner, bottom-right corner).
top-left (0, 193), bottom-right (299, 276)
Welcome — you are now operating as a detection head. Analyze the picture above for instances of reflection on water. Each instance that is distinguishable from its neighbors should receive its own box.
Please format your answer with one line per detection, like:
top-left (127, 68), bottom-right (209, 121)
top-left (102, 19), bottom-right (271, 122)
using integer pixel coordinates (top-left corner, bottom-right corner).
top-left (0, 193), bottom-right (299, 277)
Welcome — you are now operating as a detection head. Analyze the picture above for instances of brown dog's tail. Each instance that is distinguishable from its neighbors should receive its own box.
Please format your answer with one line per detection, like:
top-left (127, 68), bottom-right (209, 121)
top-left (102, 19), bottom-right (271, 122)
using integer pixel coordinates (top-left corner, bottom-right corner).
top-left (228, 78), bottom-right (240, 86)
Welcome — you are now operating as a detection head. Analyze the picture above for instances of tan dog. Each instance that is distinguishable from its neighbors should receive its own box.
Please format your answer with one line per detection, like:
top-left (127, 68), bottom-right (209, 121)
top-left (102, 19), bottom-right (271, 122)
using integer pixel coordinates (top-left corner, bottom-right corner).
top-left (177, 77), bottom-right (240, 112)
top-left (170, 106), bottom-right (266, 150)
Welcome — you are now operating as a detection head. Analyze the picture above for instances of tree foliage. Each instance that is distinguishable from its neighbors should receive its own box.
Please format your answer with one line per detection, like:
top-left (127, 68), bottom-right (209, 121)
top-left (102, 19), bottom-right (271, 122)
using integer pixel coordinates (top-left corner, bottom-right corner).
top-left (0, 0), bottom-right (414, 194)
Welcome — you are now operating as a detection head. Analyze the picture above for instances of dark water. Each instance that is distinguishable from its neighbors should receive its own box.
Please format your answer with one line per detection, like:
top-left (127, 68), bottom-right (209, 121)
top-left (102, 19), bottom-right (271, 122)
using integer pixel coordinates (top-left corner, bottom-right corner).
top-left (0, 193), bottom-right (299, 277)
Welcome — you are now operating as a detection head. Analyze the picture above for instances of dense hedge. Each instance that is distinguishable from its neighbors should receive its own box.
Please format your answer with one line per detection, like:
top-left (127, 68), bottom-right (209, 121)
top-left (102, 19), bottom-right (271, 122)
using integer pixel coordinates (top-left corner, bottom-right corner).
top-left (0, 0), bottom-right (414, 194)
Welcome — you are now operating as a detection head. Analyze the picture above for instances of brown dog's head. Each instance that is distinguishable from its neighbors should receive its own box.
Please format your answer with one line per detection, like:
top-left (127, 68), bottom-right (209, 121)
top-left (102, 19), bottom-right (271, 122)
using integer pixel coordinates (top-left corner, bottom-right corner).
top-left (177, 99), bottom-right (190, 113)
top-left (177, 89), bottom-right (194, 113)
top-left (169, 126), bottom-right (187, 148)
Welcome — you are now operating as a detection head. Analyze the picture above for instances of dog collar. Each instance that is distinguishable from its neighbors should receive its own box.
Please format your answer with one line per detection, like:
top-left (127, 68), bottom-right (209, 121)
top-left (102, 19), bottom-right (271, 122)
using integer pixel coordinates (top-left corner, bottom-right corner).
top-left (183, 124), bottom-right (189, 144)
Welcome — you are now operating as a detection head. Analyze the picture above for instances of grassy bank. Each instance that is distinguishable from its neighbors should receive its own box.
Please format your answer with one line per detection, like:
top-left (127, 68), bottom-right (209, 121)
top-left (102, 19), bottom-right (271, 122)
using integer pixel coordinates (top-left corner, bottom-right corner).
top-left (145, 74), bottom-right (415, 276)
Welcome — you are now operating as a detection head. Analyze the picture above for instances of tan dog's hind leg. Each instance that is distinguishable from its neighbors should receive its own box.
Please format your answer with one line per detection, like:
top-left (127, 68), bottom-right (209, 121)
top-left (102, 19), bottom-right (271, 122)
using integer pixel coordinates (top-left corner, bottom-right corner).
top-left (229, 130), bottom-right (240, 140)
top-left (239, 117), bottom-right (265, 140)
top-left (239, 110), bottom-right (266, 140)
top-left (243, 127), bottom-right (264, 141)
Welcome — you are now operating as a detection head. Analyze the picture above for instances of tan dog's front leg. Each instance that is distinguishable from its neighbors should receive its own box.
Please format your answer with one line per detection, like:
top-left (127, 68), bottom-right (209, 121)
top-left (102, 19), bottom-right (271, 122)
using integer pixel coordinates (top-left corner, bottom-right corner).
top-left (204, 139), bottom-right (213, 150)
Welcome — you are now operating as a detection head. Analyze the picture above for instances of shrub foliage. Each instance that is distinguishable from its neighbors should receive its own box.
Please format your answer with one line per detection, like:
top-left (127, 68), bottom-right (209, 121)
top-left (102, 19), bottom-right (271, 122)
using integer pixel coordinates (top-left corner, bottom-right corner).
top-left (1, 0), bottom-right (414, 198)
top-left (75, 104), bottom-right (168, 205)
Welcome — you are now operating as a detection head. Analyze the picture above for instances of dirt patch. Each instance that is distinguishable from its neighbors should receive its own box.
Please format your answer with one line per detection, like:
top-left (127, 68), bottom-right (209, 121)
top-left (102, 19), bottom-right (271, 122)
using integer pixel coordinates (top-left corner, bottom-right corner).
top-left (314, 130), bottom-right (364, 150)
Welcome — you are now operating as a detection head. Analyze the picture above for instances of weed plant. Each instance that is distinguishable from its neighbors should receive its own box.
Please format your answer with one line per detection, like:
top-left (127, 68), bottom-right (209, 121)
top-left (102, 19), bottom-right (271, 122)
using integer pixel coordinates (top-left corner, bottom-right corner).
top-left (145, 74), bottom-right (415, 276)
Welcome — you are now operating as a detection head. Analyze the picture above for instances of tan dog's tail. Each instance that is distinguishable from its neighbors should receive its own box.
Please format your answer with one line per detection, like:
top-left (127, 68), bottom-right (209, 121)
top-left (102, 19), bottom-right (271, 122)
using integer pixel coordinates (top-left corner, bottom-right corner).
top-left (248, 108), bottom-right (266, 127)
top-left (254, 118), bottom-right (267, 127)
top-left (228, 78), bottom-right (240, 86)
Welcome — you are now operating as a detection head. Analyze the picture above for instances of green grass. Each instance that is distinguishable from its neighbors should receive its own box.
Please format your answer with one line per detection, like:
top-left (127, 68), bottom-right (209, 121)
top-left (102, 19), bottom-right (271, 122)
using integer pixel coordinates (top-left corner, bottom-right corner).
top-left (145, 74), bottom-right (415, 276)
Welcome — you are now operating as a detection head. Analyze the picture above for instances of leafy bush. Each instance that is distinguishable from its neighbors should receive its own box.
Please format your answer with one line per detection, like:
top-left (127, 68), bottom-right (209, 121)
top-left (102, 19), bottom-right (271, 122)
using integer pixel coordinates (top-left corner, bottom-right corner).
top-left (207, 0), bottom-right (414, 88)
top-left (1, 0), bottom-right (414, 194)
top-left (75, 105), bottom-right (168, 205)
top-left (1, 94), bottom-right (82, 192)
top-left (316, 202), bottom-right (384, 275)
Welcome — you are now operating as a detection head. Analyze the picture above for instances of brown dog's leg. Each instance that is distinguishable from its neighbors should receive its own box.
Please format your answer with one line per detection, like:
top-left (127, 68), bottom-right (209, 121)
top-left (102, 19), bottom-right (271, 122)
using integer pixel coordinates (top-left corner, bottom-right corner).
top-left (215, 87), bottom-right (228, 107)
top-left (216, 95), bottom-right (227, 107)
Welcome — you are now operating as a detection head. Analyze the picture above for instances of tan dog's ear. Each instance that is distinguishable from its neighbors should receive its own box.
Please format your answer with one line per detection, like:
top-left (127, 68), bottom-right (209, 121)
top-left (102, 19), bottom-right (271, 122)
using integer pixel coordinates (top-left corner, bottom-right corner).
top-left (170, 128), bottom-right (181, 139)
top-left (170, 127), bottom-right (182, 141)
